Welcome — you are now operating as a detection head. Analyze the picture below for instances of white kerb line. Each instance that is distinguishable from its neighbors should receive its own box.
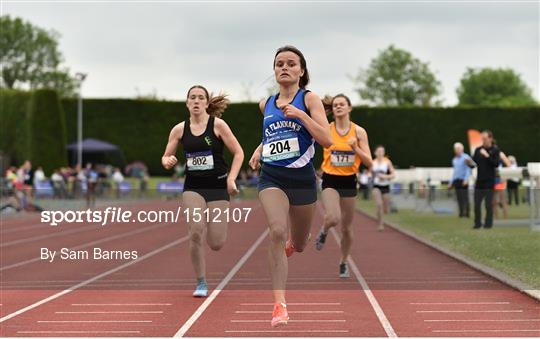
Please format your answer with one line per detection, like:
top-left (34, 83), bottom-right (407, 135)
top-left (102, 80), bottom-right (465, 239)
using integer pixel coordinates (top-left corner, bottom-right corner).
top-left (330, 227), bottom-right (397, 337)
top-left (174, 228), bottom-right (269, 337)
top-left (0, 235), bottom-right (189, 323)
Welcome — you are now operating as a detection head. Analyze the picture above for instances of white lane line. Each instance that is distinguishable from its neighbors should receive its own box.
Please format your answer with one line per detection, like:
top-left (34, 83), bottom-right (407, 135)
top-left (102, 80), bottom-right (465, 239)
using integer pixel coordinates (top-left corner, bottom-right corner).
top-left (174, 228), bottom-right (269, 337)
top-left (18, 331), bottom-right (141, 334)
top-left (0, 221), bottom-right (171, 271)
top-left (0, 235), bottom-right (189, 323)
top-left (1, 223), bottom-right (50, 235)
top-left (330, 228), bottom-right (397, 338)
top-left (235, 310), bottom-right (344, 314)
top-left (367, 280), bottom-right (489, 284)
top-left (224, 330), bottom-right (349, 333)
top-left (417, 310), bottom-right (523, 313)
top-left (433, 329), bottom-right (540, 333)
top-left (55, 311), bottom-right (163, 314)
top-left (425, 319), bottom-right (540, 322)
top-left (38, 320), bottom-right (153, 323)
top-left (71, 303), bottom-right (172, 306)
top-left (411, 302), bottom-right (510, 305)
top-left (231, 319), bottom-right (346, 323)
top-left (239, 302), bottom-right (341, 306)
top-left (1, 224), bottom-right (100, 247)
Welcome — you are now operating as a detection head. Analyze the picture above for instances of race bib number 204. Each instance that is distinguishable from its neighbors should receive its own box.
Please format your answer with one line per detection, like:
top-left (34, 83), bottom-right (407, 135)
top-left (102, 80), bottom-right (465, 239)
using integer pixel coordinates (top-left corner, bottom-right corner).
top-left (262, 137), bottom-right (300, 162)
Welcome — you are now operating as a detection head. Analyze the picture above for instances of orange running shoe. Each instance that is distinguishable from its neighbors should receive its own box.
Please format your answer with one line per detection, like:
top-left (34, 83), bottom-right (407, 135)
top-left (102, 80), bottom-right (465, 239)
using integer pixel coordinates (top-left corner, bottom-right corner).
top-left (285, 240), bottom-right (295, 257)
top-left (271, 302), bottom-right (289, 327)
top-left (285, 233), bottom-right (311, 257)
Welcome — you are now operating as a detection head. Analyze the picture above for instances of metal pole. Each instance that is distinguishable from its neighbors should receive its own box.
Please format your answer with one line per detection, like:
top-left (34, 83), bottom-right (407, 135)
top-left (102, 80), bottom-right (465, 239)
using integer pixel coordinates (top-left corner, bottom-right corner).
top-left (77, 87), bottom-right (82, 168)
top-left (75, 72), bottom-right (87, 168)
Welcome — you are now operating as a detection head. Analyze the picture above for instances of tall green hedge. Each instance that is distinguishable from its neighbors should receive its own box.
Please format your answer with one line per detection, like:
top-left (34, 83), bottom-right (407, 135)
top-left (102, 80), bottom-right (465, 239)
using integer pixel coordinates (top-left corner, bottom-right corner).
top-left (61, 99), bottom-right (262, 175)
top-left (2, 89), bottom-right (538, 176)
top-left (349, 107), bottom-right (540, 169)
top-left (26, 89), bottom-right (67, 174)
top-left (0, 89), bottom-right (32, 165)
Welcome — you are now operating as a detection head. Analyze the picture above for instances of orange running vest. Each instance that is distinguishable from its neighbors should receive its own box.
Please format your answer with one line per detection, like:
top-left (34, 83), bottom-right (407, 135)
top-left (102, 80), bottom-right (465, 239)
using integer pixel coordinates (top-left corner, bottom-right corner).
top-left (321, 122), bottom-right (361, 176)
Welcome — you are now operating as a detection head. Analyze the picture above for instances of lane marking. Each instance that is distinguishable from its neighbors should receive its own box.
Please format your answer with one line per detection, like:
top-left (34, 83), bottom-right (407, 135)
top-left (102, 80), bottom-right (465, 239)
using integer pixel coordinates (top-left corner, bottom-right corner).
top-left (0, 235), bottom-right (189, 323)
top-left (1, 221), bottom-right (172, 271)
top-left (71, 303), bottom-right (172, 306)
top-left (425, 319), bottom-right (540, 322)
top-left (235, 310), bottom-right (344, 314)
top-left (240, 302), bottom-right (341, 306)
top-left (17, 331), bottom-right (141, 334)
top-left (1, 223), bottom-right (50, 235)
top-left (55, 311), bottom-right (163, 314)
top-left (37, 320), bottom-right (152, 323)
top-left (231, 319), bottom-right (346, 323)
top-left (411, 302), bottom-right (510, 305)
top-left (417, 310), bottom-right (523, 313)
top-left (1, 224), bottom-right (101, 247)
top-left (433, 329), bottom-right (540, 333)
top-left (224, 330), bottom-right (349, 333)
top-left (330, 228), bottom-right (397, 338)
top-left (174, 228), bottom-right (269, 337)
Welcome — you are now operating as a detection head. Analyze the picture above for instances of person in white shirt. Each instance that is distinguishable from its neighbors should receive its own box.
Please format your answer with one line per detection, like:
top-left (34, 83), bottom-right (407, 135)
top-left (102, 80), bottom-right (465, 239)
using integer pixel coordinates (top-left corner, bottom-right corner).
top-left (112, 168), bottom-right (124, 198)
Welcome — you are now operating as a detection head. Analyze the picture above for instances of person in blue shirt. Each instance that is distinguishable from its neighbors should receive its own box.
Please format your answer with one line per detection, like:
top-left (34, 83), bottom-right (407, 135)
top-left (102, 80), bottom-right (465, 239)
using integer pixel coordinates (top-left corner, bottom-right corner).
top-left (449, 142), bottom-right (475, 217)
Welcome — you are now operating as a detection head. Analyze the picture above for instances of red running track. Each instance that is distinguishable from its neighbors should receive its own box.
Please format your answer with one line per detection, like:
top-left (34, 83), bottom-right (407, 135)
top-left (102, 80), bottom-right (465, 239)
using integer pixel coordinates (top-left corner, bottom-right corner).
top-left (1, 199), bottom-right (539, 337)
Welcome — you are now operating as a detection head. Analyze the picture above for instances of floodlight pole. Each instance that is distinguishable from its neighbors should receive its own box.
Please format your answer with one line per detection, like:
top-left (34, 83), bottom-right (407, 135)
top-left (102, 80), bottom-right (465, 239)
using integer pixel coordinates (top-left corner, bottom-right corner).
top-left (75, 72), bottom-right (87, 168)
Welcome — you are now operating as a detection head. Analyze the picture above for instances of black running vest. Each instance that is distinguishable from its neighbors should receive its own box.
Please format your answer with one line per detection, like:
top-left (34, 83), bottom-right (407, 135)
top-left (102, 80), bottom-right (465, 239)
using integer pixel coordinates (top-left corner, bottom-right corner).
top-left (181, 116), bottom-right (228, 178)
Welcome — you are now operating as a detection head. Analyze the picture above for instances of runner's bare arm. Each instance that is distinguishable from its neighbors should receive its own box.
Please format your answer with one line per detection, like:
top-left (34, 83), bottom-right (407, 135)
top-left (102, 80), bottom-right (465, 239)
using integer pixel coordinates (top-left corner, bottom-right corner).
top-left (352, 126), bottom-right (373, 168)
top-left (161, 122), bottom-right (184, 170)
top-left (280, 92), bottom-right (332, 147)
top-left (248, 100), bottom-right (266, 170)
top-left (215, 118), bottom-right (244, 184)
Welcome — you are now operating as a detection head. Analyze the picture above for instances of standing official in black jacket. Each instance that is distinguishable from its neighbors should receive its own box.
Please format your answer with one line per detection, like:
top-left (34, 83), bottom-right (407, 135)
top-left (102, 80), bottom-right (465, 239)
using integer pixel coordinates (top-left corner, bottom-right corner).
top-left (472, 130), bottom-right (500, 229)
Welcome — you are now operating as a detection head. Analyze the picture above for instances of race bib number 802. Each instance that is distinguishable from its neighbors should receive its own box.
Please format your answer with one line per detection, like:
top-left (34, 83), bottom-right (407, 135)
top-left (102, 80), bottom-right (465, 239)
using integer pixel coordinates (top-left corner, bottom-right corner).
top-left (186, 151), bottom-right (214, 171)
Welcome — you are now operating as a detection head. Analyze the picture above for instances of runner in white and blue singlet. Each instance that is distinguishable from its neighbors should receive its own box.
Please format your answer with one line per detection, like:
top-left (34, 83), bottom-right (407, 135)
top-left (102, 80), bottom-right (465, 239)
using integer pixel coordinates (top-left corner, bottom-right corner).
top-left (248, 46), bottom-right (332, 328)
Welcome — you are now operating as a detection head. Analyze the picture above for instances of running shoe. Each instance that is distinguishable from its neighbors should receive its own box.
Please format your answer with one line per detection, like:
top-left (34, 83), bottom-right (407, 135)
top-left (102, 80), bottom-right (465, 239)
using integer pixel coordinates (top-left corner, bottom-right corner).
top-left (271, 302), bottom-right (289, 327)
top-left (377, 224), bottom-right (384, 231)
top-left (315, 229), bottom-right (327, 250)
top-left (339, 262), bottom-right (350, 278)
top-left (285, 239), bottom-right (295, 257)
top-left (192, 280), bottom-right (208, 298)
top-left (285, 233), bottom-right (311, 257)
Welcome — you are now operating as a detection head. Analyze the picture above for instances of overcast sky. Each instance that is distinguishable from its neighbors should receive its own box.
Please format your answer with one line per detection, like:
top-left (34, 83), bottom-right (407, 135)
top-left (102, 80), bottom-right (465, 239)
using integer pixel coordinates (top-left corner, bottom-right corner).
top-left (2, 1), bottom-right (538, 105)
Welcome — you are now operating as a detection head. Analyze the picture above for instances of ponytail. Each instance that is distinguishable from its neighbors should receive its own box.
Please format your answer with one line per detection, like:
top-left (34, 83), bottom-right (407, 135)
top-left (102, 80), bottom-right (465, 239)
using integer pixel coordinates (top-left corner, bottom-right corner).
top-left (207, 93), bottom-right (229, 118)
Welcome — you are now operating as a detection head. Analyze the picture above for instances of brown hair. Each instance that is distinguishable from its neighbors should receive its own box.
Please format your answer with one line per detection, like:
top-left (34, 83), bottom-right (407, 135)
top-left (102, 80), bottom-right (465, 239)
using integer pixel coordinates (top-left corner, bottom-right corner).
top-left (186, 85), bottom-right (229, 118)
top-left (322, 93), bottom-right (352, 115)
top-left (482, 129), bottom-right (494, 139)
top-left (273, 45), bottom-right (310, 89)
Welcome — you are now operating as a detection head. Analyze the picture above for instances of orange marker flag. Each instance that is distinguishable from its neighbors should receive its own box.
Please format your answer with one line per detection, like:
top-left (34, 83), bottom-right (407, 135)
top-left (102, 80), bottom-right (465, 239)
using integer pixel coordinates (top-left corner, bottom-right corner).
top-left (467, 129), bottom-right (482, 155)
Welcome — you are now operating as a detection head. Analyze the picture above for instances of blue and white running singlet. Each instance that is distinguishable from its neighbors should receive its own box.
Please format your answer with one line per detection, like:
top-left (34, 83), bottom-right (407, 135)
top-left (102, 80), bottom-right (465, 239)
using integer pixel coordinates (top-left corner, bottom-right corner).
top-left (261, 89), bottom-right (315, 168)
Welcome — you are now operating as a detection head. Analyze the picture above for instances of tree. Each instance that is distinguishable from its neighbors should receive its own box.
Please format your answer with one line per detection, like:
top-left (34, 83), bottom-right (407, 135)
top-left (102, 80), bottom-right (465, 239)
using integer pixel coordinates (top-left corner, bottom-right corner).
top-left (0, 15), bottom-right (76, 97)
top-left (457, 68), bottom-right (537, 106)
top-left (353, 45), bottom-right (442, 107)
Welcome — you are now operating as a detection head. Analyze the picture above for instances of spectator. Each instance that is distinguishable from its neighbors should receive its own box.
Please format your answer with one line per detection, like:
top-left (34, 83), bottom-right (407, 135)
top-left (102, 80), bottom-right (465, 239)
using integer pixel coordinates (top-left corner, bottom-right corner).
top-left (33, 166), bottom-right (46, 186)
top-left (112, 167), bottom-right (125, 198)
top-left (51, 169), bottom-right (67, 199)
top-left (86, 163), bottom-right (98, 207)
top-left (472, 130), bottom-right (500, 229)
top-left (493, 146), bottom-right (511, 219)
top-left (358, 168), bottom-right (371, 200)
top-left (506, 155), bottom-right (520, 206)
top-left (449, 142), bottom-right (475, 218)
